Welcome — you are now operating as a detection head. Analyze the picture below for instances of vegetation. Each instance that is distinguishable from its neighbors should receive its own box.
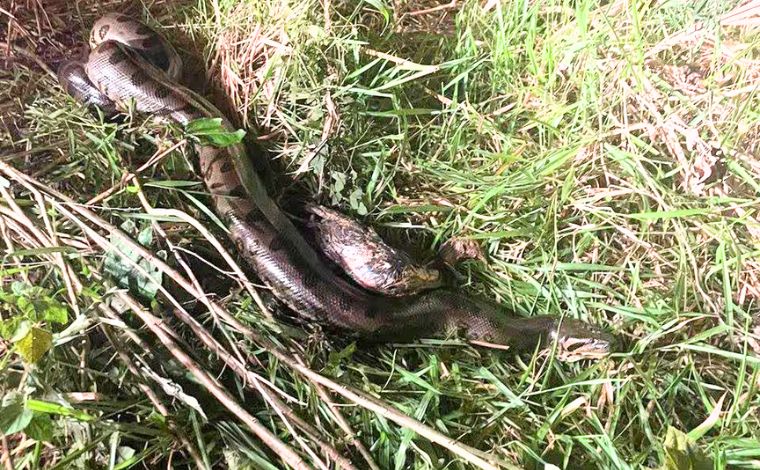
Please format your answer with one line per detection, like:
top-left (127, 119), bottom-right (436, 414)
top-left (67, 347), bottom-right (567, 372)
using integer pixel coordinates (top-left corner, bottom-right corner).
top-left (1, 0), bottom-right (759, 468)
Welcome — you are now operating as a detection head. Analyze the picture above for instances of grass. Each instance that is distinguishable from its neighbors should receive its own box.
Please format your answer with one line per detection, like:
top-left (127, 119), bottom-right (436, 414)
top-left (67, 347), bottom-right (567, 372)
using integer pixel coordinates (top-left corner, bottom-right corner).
top-left (1, 0), bottom-right (760, 468)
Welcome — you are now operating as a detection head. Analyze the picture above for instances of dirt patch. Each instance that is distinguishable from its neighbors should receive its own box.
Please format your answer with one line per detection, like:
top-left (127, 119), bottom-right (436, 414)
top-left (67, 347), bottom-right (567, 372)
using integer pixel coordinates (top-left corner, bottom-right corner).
top-left (394, 0), bottom-right (458, 35)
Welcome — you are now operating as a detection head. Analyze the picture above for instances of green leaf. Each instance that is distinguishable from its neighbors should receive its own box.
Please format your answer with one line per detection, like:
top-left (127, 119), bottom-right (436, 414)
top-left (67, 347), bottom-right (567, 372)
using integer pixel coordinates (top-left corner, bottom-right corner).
top-left (0, 316), bottom-right (21, 340)
top-left (0, 392), bottom-right (33, 436)
top-left (11, 281), bottom-right (26, 296)
top-left (40, 298), bottom-right (68, 324)
top-left (327, 342), bottom-right (356, 375)
top-left (25, 413), bottom-right (54, 442)
top-left (348, 187), bottom-right (367, 215)
top-left (104, 222), bottom-right (162, 300)
top-left (137, 226), bottom-right (153, 246)
top-left (9, 320), bottom-right (31, 343)
top-left (0, 282), bottom-right (68, 325)
top-left (16, 295), bottom-right (35, 318)
top-left (0, 290), bottom-right (15, 304)
top-left (185, 117), bottom-right (245, 148)
top-left (185, 117), bottom-right (224, 133)
top-left (205, 129), bottom-right (245, 148)
top-left (26, 399), bottom-right (95, 421)
top-left (16, 326), bottom-right (53, 363)
top-left (328, 342), bottom-right (356, 366)
top-left (660, 427), bottom-right (714, 470)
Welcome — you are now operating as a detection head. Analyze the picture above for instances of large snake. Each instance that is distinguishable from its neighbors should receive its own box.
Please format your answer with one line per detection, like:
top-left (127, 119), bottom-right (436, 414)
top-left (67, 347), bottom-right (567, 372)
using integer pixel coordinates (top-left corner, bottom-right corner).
top-left (58, 13), bottom-right (615, 361)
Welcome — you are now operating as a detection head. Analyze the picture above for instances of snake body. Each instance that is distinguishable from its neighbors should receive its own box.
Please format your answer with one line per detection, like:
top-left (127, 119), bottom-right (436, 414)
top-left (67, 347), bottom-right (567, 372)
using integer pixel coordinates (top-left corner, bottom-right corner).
top-left (58, 13), bottom-right (614, 360)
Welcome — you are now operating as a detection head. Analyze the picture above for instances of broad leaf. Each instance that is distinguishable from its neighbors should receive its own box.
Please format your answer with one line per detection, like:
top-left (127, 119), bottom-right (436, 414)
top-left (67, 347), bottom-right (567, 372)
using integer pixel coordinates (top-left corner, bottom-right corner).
top-left (660, 426), bottom-right (714, 470)
top-left (16, 326), bottom-right (53, 363)
top-left (0, 316), bottom-right (21, 340)
top-left (0, 392), bottom-right (33, 436)
top-left (40, 297), bottom-right (68, 324)
top-left (104, 221), bottom-right (162, 299)
top-left (25, 413), bottom-right (54, 442)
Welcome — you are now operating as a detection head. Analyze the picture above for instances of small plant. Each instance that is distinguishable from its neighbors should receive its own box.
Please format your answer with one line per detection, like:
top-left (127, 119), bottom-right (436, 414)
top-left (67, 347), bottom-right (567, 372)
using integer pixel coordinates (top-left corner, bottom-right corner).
top-left (186, 117), bottom-right (246, 148)
top-left (0, 281), bottom-right (68, 364)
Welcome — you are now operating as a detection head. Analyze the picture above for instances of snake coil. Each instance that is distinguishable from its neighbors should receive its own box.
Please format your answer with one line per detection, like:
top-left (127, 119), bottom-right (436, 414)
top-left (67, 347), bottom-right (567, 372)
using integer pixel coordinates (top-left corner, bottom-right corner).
top-left (58, 13), bottom-right (615, 361)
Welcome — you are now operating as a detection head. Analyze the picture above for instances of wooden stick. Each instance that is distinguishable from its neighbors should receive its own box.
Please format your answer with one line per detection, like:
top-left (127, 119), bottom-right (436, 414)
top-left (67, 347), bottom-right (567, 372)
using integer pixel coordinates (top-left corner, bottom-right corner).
top-left (0, 434), bottom-right (14, 470)
top-left (0, 160), bottom-right (512, 469)
top-left (113, 290), bottom-right (312, 470)
top-left (101, 325), bottom-right (208, 469)
top-left (307, 365), bottom-right (381, 470)
top-left (86, 139), bottom-right (187, 205)
top-left (1, 164), bottom-right (310, 470)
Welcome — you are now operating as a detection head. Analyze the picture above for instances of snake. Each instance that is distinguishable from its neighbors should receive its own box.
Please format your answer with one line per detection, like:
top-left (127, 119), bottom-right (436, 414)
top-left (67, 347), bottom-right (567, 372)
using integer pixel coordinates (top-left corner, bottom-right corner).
top-left (306, 204), bottom-right (442, 296)
top-left (57, 13), bottom-right (615, 361)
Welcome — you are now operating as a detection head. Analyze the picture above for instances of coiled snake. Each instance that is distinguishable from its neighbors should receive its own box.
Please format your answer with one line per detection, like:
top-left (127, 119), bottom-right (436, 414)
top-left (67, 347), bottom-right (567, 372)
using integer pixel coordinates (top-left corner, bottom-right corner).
top-left (58, 13), bottom-right (615, 361)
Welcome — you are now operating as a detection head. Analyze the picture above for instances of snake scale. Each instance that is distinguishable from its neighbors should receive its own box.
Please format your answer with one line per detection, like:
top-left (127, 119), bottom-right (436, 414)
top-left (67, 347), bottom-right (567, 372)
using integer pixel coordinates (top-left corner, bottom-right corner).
top-left (58, 13), bottom-right (614, 361)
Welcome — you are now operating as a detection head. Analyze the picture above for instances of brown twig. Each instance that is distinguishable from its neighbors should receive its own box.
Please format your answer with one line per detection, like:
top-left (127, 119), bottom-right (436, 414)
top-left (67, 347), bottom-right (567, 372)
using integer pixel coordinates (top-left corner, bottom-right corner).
top-left (86, 139), bottom-right (187, 205)
top-left (101, 326), bottom-right (208, 469)
top-left (132, 180), bottom-right (248, 362)
top-left (407, 0), bottom-right (457, 16)
top-left (307, 366), bottom-right (381, 470)
top-left (0, 434), bottom-right (14, 470)
top-left (0, 187), bottom-right (79, 315)
top-left (322, 0), bottom-right (331, 33)
top-left (58, 176), bottom-right (353, 468)
top-left (1, 163), bottom-right (310, 470)
top-left (113, 290), bottom-right (312, 470)
top-left (131, 181), bottom-right (355, 469)
top-left (95, 213), bottom-right (356, 467)
top-left (0, 209), bottom-right (29, 284)
top-left (0, 160), bottom-right (513, 469)
top-left (131, 195), bottom-right (355, 470)
top-left (1, 188), bottom-right (206, 468)
top-left (138, 205), bottom-right (271, 318)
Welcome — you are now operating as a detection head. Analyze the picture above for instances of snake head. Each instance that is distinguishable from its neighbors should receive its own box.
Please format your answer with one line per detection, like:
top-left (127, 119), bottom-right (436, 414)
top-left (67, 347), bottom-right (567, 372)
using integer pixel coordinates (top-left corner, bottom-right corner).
top-left (551, 318), bottom-right (616, 362)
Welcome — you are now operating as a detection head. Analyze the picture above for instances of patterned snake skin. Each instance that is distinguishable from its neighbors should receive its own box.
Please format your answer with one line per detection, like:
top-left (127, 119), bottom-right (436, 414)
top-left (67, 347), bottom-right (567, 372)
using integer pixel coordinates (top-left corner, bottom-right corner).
top-left (57, 13), bottom-right (615, 361)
